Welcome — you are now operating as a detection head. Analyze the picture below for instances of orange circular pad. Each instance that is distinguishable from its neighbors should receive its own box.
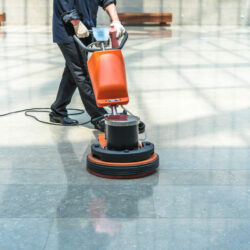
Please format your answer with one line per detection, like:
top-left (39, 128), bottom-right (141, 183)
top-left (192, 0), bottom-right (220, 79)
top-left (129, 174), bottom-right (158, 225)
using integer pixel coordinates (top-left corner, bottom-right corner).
top-left (87, 153), bottom-right (159, 179)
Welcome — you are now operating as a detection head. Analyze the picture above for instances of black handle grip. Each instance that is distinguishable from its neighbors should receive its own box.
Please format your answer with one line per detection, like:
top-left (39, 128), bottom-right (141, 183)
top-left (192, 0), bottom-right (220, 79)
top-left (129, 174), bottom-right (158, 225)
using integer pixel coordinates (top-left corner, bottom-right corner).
top-left (118, 31), bottom-right (128, 50)
top-left (73, 31), bottom-right (128, 53)
top-left (73, 35), bottom-right (100, 52)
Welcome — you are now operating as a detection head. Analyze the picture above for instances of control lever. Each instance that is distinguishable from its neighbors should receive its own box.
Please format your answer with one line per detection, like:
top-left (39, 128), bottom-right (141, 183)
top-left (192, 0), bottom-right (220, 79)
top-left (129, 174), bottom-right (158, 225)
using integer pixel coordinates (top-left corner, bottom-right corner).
top-left (109, 25), bottom-right (119, 49)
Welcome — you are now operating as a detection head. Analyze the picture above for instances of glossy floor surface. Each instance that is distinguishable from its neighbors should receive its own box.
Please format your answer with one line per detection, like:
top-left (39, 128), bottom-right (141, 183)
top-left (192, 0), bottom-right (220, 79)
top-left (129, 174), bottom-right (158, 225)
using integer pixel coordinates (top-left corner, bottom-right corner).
top-left (0, 25), bottom-right (250, 250)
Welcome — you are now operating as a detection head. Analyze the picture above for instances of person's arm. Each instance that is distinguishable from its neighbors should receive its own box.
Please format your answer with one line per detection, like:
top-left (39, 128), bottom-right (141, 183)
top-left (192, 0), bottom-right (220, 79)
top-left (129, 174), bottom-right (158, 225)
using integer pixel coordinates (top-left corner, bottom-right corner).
top-left (105, 3), bottom-right (126, 38)
top-left (55, 0), bottom-right (80, 23)
top-left (55, 0), bottom-right (89, 38)
top-left (105, 3), bottom-right (119, 22)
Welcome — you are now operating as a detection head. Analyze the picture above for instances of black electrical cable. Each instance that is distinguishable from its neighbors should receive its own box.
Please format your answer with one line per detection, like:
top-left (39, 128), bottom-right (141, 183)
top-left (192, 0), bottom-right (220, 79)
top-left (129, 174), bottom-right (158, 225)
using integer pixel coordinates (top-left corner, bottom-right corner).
top-left (0, 108), bottom-right (91, 126)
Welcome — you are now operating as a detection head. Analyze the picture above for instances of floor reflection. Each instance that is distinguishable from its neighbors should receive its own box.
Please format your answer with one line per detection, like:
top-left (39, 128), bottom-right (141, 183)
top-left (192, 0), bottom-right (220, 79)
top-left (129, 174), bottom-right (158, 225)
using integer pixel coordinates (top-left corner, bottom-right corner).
top-left (0, 30), bottom-right (6, 40)
top-left (53, 127), bottom-right (158, 249)
top-left (0, 25), bottom-right (250, 249)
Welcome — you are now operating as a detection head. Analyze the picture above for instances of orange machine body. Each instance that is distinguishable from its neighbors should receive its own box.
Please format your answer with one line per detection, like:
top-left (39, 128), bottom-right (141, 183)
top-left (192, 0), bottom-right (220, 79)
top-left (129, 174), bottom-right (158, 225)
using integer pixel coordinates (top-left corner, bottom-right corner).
top-left (87, 49), bottom-right (129, 107)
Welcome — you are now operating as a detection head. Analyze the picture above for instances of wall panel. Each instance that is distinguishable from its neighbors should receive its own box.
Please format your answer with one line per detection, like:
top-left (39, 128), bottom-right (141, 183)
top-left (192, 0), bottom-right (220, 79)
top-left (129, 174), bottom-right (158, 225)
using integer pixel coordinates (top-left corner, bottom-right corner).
top-left (0, 0), bottom-right (249, 26)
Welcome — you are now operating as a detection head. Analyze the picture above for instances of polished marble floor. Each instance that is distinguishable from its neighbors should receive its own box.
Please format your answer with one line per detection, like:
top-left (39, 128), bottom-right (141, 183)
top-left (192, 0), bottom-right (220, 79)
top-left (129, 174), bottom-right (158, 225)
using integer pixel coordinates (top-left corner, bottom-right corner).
top-left (0, 25), bottom-right (250, 250)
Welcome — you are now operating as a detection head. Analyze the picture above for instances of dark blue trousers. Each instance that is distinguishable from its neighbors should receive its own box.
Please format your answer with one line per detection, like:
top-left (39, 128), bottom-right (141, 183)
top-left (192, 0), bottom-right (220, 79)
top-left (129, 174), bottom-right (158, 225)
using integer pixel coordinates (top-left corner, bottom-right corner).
top-left (51, 38), bottom-right (106, 119)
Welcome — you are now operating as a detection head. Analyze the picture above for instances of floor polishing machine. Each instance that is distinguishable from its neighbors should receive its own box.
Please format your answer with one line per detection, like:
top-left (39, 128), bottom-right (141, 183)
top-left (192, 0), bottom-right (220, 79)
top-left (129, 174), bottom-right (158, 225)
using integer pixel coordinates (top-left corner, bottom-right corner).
top-left (73, 27), bottom-right (159, 179)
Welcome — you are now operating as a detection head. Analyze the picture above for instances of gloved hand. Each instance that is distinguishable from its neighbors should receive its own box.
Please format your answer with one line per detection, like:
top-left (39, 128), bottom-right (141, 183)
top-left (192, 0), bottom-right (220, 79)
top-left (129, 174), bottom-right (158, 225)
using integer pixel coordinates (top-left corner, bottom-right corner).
top-left (71, 20), bottom-right (89, 38)
top-left (110, 21), bottom-right (125, 39)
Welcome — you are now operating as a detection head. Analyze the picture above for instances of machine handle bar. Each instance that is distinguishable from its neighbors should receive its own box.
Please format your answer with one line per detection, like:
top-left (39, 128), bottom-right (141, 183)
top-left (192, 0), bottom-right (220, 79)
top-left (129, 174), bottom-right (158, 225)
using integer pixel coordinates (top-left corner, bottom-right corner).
top-left (73, 31), bottom-right (128, 53)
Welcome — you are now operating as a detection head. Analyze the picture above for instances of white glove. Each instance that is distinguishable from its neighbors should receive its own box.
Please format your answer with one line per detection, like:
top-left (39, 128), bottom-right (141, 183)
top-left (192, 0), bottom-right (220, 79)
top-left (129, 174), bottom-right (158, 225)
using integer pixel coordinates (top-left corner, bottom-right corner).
top-left (73, 21), bottom-right (89, 38)
top-left (110, 21), bottom-right (125, 39)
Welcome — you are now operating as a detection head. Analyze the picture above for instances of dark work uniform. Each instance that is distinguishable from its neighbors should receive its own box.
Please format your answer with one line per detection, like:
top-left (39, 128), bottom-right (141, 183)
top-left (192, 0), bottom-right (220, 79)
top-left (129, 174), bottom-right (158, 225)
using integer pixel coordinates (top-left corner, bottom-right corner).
top-left (51, 0), bottom-right (116, 118)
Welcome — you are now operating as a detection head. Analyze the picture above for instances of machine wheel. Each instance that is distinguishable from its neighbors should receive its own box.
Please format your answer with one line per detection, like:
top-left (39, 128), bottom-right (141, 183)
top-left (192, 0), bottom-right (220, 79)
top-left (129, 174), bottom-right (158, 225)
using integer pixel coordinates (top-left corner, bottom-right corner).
top-left (87, 153), bottom-right (159, 179)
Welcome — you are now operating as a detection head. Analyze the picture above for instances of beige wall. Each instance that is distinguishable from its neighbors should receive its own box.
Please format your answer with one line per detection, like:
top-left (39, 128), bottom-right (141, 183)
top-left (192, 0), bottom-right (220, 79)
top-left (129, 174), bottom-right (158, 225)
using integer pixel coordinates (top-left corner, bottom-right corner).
top-left (0, 0), bottom-right (51, 25)
top-left (0, 0), bottom-right (250, 26)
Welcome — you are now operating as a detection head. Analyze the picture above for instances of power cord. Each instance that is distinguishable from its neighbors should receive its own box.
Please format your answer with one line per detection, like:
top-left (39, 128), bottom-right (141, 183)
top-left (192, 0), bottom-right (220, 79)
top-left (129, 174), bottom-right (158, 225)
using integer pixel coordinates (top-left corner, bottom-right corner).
top-left (0, 108), bottom-right (91, 126)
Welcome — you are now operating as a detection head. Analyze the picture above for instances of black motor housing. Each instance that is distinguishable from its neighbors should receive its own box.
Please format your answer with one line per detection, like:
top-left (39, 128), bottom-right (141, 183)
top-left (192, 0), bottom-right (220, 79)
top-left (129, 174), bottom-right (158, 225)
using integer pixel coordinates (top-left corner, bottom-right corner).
top-left (105, 115), bottom-right (139, 150)
top-left (88, 114), bottom-right (159, 178)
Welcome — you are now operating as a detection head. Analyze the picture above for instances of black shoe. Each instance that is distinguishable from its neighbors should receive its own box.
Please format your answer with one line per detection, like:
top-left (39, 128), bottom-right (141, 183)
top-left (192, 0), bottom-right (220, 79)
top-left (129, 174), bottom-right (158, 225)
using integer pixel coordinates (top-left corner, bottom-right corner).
top-left (49, 112), bottom-right (79, 126)
top-left (139, 121), bottom-right (145, 134)
top-left (92, 119), bottom-right (105, 132)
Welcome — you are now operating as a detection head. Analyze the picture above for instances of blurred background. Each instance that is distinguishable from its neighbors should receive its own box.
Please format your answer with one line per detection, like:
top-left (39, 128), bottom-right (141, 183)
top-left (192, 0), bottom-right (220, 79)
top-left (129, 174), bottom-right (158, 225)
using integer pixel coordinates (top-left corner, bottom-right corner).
top-left (1, 0), bottom-right (250, 26)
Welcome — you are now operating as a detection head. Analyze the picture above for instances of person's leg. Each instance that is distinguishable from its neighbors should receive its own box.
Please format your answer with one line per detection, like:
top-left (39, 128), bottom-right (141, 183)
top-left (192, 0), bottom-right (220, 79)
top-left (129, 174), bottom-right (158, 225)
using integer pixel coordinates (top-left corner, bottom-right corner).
top-left (58, 40), bottom-right (106, 119)
top-left (51, 64), bottom-right (77, 117)
top-left (74, 40), bottom-right (107, 119)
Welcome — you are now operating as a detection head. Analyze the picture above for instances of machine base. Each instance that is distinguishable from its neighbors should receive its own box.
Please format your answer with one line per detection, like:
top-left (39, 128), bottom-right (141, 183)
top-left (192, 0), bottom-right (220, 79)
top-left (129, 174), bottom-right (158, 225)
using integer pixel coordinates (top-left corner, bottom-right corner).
top-left (87, 153), bottom-right (159, 179)
top-left (91, 141), bottom-right (154, 163)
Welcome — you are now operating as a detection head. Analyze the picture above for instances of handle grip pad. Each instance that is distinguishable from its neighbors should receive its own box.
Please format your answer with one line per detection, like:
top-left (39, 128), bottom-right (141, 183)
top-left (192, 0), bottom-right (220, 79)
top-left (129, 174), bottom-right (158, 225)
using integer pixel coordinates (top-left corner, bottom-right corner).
top-left (109, 25), bottom-right (119, 49)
